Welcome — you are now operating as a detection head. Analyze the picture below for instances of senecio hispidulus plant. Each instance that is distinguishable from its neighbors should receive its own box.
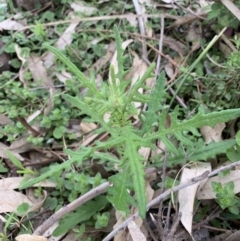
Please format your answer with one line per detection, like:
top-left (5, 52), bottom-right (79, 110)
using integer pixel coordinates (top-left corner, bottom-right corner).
top-left (20, 26), bottom-right (240, 219)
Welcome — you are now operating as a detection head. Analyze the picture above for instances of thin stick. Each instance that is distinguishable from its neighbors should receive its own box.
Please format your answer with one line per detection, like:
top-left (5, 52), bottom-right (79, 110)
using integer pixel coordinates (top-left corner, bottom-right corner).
top-left (34, 168), bottom-right (157, 235)
top-left (157, 150), bottom-right (167, 234)
top-left (102, 171), bottom-right (209, 241)
top-left (132, 0), bottom-right (148, 58)
top-left (34, 182), bottom-right (110, 235)
top-left (164, 212), bottom-right (181, 241)
top-left (155, 16), bottom-right (165, 75)
top-left (103, 160), bottom-right (240, 241)
top-left (168, 27), bottom-right (227, 110)
top-left (18, 14), bottom-right (181, 32)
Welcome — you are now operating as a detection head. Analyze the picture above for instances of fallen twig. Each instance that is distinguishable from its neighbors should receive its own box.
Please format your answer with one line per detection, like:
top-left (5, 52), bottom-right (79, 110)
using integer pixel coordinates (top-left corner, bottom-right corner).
top-left (103, 171), bottom-right (210, 241)
top-left (34, 182), bottom-right (110, 235)
top-left (34, 168), bottom-right (157, 236)
top-left (103, 160), bottom-right (240, 241)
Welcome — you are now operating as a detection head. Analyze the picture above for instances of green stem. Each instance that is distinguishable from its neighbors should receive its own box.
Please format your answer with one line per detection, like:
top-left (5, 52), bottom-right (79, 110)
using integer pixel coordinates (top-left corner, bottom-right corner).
top-left (168, 27), bottom-right (227, 110)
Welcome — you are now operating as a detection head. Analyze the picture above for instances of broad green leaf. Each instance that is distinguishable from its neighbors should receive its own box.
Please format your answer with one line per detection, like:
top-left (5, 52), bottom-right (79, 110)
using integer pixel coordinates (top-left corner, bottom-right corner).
top-left (4, 150), bottom-right (24, 170)
top-left (229, 205), bottom-right (239, 215)
top-left (17, 203), bottom-right (30, 215)
top-left (0, 163), bottom-right (8, 173)
top-left (236, 131), bottom-right (240, 146)
top-left (226, 144), bottom-right (240, 162)
top-left (53, 126), bottom-right (66, 139)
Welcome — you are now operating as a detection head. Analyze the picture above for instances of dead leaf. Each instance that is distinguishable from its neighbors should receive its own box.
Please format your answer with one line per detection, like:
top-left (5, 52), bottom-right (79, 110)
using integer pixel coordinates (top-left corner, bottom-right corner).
top-left (43, 88), bottom-right (54, 116)
top-left (0, 177), bottom-right (56, 191)
top-left (145, 172), bottom-right (156, 205)
top-left (80, 122), bottom-right (97, 134)
top-left (219, 42), bottom-right (232, 56)
top-left (81, 132), bottom-right (99, 147)
top-left (55, 71), bottom-right (72, 84)
top-left (128, 221), bottom-right (146, 241)
top-left (15, 234), bottom-right (48, 241)
top-left (125, 12), bottom-right (138, 26)
top-left (27, 54), bottom-right (54, 88)
top-left (127, 51), bottom-right (154, 116)
top-left (92, 42), bottom-right (115, 72)
top-left (220, 0), bottom-right (240, 22)
top-left (162, 36), bottom-right (188, 56)
top-left (186, 21), bottom-right (202, 50)
top-left (109, 39), bottom-right (133, 85)
top-left (201, 123), bottom-right (226, 144)
top-left (0, 190), bottom-right (33, 213)
top-left (27, 190), bottom-right (48, 213)
top-left (9, 135), bottom-right (33, 153)
top-left (26, 110), bottom-right (41, 123)
top-left (70, 1), bottom-right (97, 15)
top-left (138, 147), bottom-right (151, 161)
top-left (197, 170), bottom-right (240, 200)
top-left (15, 44), bottom-right (29, 85)
top-left (44, 12), bottom-right (80, 68)
top-left (178, 162), bottom-right (211, 236)
top-left (13, 0), bottom-right (49, 10)
top-left (0, 18), bottom-right (25, 31)
top-left (0, 114), bottom-right (12, 126)
top-left (60, 231), bottom-right (79, 241)
top-left (164, 62), bottom-right (175, 79)
top-left (226, 230), bottom-right (240, 241)
top-left (0, 40), bottom-right (10, 73)
top-left (0, 143), bottom-right (24, 161)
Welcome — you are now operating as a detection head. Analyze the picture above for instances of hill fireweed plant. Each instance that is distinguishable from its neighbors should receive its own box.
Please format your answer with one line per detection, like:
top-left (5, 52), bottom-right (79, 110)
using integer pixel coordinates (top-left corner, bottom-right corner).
top-left (20, 26), bottom-right (240, 220)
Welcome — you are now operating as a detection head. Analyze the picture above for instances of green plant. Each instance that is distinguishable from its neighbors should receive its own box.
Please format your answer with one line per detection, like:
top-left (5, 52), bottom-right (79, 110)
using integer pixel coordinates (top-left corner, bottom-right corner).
top-left (18, 26), bottom-right (240, 232)
top-left (208, 1), bottom-right (240, 29)
top-left (212, 181), bottom-right (240, 215)
top-left (0, 212), bottom-right (14, 241)
top-left (4, 150), bottom-right (37, 175)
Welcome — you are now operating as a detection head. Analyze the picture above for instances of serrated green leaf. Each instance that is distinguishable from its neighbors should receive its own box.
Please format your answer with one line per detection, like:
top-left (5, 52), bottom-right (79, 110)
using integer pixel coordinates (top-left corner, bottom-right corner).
top-left (62, 94), bottom-right (113, 135)
top-left (107, 171), bottom-right (135, 215)
top-left (123, 133), bottom-right (147, 218)
top-left (113, 25), bottom-right (128, 81)
top-left (141, 71), bottom-right (166, 135)
top-left (174, 132), bottom-right (193, 146)
top-left (159, 108), bottom-right (240, 136)
top-left (92, 152), bottom-right (120, 164)
top-left (163, 139), bottom-right (236, 167)
top-left (161, 136), bottom-right (178, 154)
top-left (150, 108), bottom-right (240, 152)
top-left (19, 147), bottom-right (91, 189)
top-left (42, 43), bottom-right (100, 97)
